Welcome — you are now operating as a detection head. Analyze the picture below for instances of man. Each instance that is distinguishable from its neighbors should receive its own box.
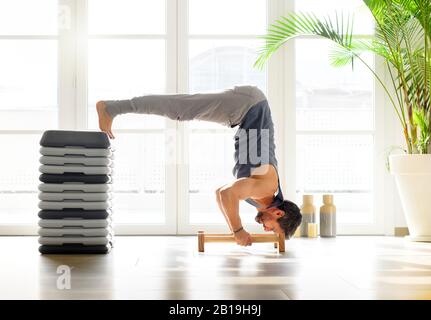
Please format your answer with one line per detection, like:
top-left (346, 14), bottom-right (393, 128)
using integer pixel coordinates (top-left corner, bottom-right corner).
top-left (96, 86), bottom-right (302, 247)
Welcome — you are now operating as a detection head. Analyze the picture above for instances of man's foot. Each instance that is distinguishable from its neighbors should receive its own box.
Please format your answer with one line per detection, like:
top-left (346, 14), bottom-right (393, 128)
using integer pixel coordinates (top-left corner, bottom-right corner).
top-left (96, 101), bottom-right (115, 139)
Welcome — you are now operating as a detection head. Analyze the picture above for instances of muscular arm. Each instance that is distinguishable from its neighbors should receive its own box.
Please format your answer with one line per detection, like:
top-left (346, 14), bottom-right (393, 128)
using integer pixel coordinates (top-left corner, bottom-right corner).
top-left (215, 187), bottom-right (234, 232)
top-left (218, 177), bottom-right (272, 232)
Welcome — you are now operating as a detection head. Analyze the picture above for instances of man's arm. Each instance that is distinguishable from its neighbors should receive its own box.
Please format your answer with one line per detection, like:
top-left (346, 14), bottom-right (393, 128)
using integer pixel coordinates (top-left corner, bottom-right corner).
top-left (218, 177), bottom-right (271, 246)
top-left (215, 186), bottom-right (234, 232)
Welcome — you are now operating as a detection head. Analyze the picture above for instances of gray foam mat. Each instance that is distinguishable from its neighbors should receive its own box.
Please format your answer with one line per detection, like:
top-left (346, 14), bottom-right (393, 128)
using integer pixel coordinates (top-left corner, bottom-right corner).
top-left (38, 227), bottom-right (112, 237)
top-left (38, 183), bottom-right (112, 193)
top-left (38, 209), bottom-right (111, 220)
top-left (39, 244), bottom-right (112, 254)
top-left (38, 200), bottom-right (111, 210)
top-left (40, 155), bottom-right (112, 167)
top-left (39, 165), bottom-right (112, 175)
top-left (39, 219), bottom-right (111, 229)
top-left (40, 130), bottom-right (110, 148)
top-left (40, 146), bottom-right (113, 157)
top-left (39, 173), bottom-right (112, 184)
top-left (39, 192), bottom-right (112, 202)
top-left (39, 236), bottom-right (112, 246)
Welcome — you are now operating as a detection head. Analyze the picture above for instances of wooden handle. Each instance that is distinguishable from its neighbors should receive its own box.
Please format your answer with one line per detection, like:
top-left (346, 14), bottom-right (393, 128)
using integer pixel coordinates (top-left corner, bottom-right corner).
top-left (278, 232), bottom-right (285, 252)
top-left (198, 231), bottom-right (205, 252)
top-left (197, 231), bottom-right (285, 252)
top-left (204, 234), bottom-right (279, 243)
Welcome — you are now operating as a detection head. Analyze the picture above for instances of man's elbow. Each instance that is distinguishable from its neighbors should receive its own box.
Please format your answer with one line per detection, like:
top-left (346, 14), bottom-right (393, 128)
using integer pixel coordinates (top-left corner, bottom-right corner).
top-left (219, 187), bottom-right (236, 202)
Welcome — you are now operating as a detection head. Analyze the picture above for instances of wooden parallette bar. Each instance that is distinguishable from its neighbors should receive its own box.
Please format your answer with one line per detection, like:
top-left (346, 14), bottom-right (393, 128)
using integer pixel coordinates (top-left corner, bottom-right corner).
top-left (197, 231), bottom-right (285, 253)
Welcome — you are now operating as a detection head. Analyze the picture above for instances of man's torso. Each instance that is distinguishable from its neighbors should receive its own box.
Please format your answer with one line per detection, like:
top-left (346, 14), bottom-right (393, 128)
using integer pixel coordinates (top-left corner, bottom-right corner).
top-left (231, 99), bottom-right (283, 209)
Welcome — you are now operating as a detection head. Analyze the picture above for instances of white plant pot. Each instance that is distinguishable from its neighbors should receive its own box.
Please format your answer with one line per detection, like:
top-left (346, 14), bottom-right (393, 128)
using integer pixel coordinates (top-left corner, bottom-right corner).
top-left (390, 154), bottom-right (431, 242)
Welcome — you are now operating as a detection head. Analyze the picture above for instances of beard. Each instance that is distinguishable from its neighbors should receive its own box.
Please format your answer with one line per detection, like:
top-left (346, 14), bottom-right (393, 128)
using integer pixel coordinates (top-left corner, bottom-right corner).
top-left (255, 211), bottom-right (264, 223)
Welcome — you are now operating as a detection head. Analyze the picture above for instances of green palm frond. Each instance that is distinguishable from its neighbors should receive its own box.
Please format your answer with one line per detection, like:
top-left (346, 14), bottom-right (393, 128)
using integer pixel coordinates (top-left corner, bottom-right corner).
top-left (255, 0), bottom-right (431, 154)
top-left (402, 49), bottom-right (430, 107)
top-left (254, 11), bottom-right (355, 70)
top-left (328, 39), bottom-right (370, 68)
top-left (413, 107), bottom-right (430, 153)
top-left (399, 0), bottom-right (431, 39)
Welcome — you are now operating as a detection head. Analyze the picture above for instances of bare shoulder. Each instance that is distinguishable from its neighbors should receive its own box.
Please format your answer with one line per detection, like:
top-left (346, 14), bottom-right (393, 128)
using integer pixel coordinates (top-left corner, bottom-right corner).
top-left (250, 164), bottom-right (278, 194)
top-left (220, 172), bottom-right (275, 200)
top-left (250, 164), bottom-right (277, 178)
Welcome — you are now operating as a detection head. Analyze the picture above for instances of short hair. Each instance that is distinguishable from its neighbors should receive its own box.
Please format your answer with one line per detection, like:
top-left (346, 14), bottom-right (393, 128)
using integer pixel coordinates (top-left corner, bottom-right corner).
top-left (276, 200), bottom-right (302, 239)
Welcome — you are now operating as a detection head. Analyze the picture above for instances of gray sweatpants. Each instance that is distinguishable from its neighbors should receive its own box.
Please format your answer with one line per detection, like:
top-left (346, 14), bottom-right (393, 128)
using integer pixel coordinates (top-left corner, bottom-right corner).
top-left (104, 87), bottom-right (283, 209)
top-left (104, 86), bottom-right (266, 128)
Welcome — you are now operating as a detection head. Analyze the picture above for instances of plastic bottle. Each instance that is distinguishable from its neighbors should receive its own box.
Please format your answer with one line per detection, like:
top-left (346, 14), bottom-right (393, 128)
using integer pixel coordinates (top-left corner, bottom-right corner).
top-left (300, 195), bottom-right (315, 237)
top-left (320, 194), bottom-right (336, 237)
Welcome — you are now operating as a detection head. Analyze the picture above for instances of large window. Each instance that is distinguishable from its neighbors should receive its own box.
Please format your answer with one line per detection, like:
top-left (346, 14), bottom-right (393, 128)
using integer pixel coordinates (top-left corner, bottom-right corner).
top-left (86, 0), bottom-right (168, 227)
top-left (0, 0), bottom-right (57, 228)
top-left (0, 0), bottom-right (382, 235)
top-left (184, 0), bottom-right (267, 230)
top-left (294, 0), bottom-right (378, 227)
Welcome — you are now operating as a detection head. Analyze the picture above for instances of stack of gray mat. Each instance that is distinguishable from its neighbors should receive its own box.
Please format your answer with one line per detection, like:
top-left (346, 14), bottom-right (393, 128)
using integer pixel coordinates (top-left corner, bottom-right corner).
top-left (38, 130), bottom-right (114, 254)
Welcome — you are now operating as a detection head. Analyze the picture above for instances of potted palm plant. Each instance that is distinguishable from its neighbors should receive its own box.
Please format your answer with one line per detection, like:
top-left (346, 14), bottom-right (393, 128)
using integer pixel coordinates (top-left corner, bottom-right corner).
top-left (254, 0), bottom-right (431, 241)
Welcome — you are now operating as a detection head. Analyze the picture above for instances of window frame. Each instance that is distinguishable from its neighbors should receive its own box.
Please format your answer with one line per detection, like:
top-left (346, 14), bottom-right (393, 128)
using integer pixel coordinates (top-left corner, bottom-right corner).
top-left (287, 0), bottom-right (385, 234)
top-left (0, 0), bottom-right (60, 234)
top-left (0, 0), bottom-right (387, 235)
top-left (75, 0), bottom-right (179, 235)
top-left (176, 0), bottom-right (275, 234)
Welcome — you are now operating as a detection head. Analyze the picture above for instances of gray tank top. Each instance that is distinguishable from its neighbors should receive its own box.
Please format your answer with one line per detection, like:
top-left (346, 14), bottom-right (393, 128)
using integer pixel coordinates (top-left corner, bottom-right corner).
top-left (232, 99), bottom-right (284, 209)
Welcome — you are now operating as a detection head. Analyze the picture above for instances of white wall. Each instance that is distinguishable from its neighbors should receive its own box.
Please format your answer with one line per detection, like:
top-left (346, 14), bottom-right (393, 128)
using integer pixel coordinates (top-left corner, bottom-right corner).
top-left (382, 65), bottom-right (408, 234)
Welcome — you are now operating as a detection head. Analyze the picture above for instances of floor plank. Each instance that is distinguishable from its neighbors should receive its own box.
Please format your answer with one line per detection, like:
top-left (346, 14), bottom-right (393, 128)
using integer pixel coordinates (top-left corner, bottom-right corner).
top-left (0, 236), bottom-right (430, 299)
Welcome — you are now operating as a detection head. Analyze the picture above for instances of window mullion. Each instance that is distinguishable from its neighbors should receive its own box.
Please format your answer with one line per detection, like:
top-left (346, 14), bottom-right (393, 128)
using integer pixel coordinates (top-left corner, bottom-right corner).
top-left (58, 0), bottom-right (78, 129)
top-left (176, 0), bottom-right (190, 234)
top-left (165, 0), bottom-right (179, 234)
top-left (278, 0), bottom-right (297, 200)
top-left (75, 0), bottom-right (88, 129)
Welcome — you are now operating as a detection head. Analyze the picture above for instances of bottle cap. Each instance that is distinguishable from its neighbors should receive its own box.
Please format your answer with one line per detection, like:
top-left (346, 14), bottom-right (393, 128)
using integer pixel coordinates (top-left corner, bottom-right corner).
top-left (303, 194), bottom-right (314, 204)
top-left (323, 194), bottom-right (333, 204)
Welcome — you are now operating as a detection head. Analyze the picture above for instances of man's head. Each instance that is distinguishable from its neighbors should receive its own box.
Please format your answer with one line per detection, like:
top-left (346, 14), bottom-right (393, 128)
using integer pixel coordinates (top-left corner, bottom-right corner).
top-left (255, 200), bottom-right (302, 238)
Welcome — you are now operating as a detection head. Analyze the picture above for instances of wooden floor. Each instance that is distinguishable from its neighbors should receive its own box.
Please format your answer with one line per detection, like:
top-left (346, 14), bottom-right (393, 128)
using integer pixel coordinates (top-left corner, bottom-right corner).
top-left (1, 236), bottom-right (431, 300)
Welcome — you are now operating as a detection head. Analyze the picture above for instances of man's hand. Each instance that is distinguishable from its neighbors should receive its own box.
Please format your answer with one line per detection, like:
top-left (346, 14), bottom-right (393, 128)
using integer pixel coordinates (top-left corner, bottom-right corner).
top-left (234, 229), bottom-right (252, 246)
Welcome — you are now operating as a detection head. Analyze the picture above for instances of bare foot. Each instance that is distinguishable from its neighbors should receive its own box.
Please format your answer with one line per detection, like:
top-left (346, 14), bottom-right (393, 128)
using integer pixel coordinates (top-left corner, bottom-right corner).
top-left (96, 101), bottom-right (115, 139)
